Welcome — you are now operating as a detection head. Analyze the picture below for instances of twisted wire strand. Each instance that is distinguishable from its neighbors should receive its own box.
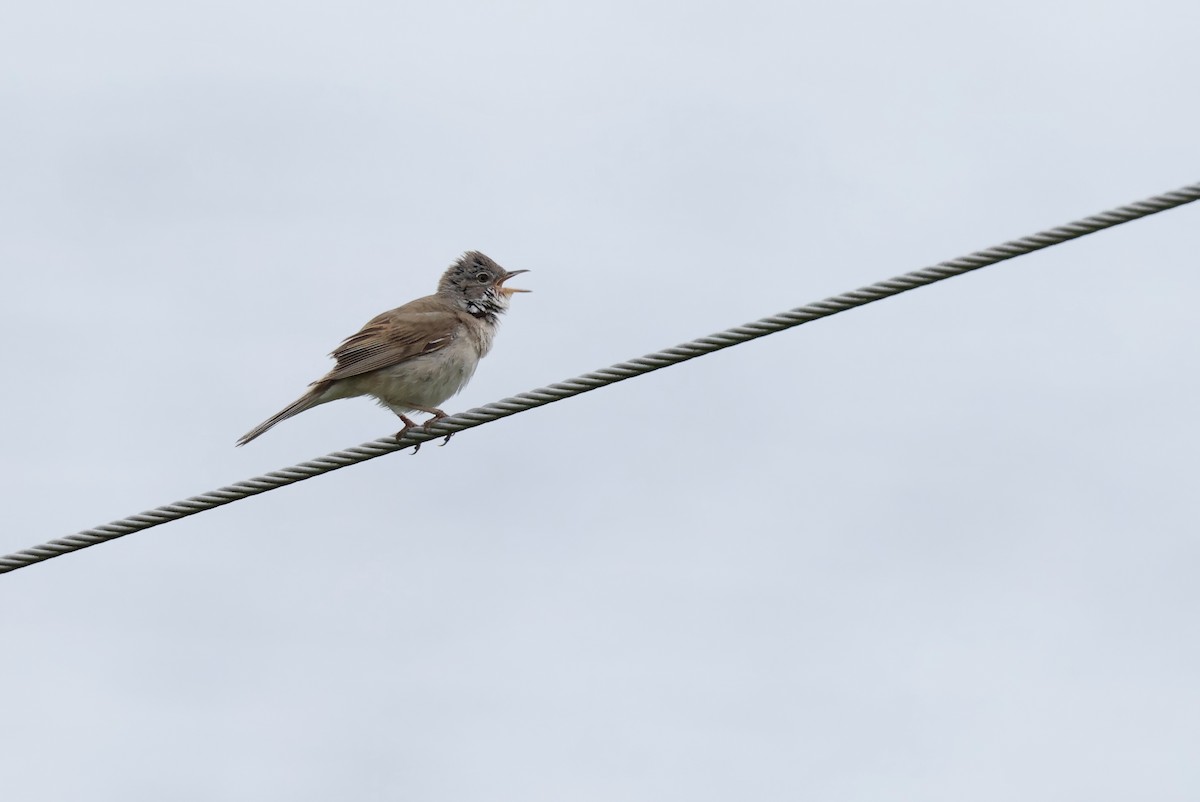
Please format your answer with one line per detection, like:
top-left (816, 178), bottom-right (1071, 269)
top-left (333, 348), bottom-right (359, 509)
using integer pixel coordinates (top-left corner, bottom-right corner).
top-left (3, 181), bottom-right (1199, 575)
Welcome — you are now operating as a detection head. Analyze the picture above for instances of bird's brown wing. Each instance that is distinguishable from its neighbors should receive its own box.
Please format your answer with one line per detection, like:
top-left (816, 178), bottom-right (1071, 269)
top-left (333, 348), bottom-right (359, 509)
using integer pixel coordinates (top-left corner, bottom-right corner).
top-left (316, 297), bottom-right (463, 384)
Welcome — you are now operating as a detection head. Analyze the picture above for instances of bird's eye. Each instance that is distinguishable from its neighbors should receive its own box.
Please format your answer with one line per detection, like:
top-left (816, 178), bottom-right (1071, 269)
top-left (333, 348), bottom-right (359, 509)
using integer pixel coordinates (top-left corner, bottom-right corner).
top-left (476, 272), bottom-right (490, 283)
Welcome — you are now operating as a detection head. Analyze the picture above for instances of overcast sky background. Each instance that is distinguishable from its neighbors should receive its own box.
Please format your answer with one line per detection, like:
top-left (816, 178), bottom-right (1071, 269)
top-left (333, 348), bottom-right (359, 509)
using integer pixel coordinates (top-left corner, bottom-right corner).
top-left (2, 1), bottom-right (1198, 800)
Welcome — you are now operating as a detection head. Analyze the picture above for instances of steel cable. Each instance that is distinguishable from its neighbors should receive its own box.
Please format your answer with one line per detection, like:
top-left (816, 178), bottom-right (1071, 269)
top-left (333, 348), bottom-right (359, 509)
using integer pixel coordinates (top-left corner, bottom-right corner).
top-left (3, 180), bottom-right (1198, 575)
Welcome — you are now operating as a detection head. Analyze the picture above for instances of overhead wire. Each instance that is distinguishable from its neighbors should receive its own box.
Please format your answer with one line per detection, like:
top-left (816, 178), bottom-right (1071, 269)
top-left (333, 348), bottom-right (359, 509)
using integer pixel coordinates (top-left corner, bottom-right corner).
top-left (2, 180), bottom-right (1198, 575)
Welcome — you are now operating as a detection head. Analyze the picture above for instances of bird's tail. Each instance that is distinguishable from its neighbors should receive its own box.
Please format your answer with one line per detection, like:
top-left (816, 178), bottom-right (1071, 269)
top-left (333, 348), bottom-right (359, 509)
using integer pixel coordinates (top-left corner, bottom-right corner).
top-left (236, 386), bottom-right (327, 446)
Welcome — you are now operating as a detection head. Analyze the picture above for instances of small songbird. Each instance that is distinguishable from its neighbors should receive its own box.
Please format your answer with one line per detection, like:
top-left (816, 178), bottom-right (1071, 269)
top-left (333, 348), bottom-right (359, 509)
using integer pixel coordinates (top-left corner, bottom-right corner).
top-left (237, 251), bottom-right (529, 447)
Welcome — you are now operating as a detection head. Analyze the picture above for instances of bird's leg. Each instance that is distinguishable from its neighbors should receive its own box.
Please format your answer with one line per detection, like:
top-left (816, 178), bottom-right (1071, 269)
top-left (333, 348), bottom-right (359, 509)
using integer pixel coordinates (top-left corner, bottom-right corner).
top-left (393, 413), bottom-right (423, 454)
top-left (393, 406), bottom-right (452, 453)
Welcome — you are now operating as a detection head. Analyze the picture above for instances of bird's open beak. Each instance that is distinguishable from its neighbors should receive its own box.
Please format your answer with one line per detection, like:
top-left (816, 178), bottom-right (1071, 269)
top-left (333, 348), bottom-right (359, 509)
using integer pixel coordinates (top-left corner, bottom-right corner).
top-left (497, 269), bottom-right (531, 296)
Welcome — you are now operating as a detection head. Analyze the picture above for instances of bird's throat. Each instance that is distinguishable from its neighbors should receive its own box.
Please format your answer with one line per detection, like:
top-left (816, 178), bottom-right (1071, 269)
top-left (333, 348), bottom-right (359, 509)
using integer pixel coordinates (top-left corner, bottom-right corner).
top-left (464, 290), bottom-right (509, 323)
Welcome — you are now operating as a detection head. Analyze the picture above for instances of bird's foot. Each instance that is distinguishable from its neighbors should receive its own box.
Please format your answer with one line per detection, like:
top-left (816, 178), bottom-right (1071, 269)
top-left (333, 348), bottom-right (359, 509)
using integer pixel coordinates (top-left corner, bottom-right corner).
top-left (394, 414), bottom-right (422, 454)
top-left (422, 410), bottom-right (453, 447)
top-left (393, 410), bottom-right (452, 453)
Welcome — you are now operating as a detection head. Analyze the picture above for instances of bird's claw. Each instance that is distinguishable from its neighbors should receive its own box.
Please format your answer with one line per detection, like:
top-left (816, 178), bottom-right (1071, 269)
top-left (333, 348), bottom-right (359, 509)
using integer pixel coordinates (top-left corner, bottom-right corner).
top-left (393, 428), bottom-right (421, 454)
top-left (423, 413), bottom-right (452, 449)
top-left (393, 413), bottom-right (451, 454)
top-left (394, 414), bottom-right (421, 454)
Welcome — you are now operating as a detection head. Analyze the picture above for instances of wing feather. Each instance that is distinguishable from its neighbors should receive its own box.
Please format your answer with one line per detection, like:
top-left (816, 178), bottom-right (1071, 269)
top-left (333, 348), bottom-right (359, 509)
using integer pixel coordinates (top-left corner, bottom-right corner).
top-left (315, 299), bottom-right (463, 384)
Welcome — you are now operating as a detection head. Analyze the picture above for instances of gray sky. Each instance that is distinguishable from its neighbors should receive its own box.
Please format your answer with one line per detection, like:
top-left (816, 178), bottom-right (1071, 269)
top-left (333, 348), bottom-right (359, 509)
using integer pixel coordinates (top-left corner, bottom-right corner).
top-left (2, 1), bottom-right (1198, 800)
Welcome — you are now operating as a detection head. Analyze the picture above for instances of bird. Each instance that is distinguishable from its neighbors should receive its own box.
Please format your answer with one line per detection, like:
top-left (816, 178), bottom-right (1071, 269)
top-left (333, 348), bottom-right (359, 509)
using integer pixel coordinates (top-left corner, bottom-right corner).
top-left (237, 251), bottom-right (529, 448)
